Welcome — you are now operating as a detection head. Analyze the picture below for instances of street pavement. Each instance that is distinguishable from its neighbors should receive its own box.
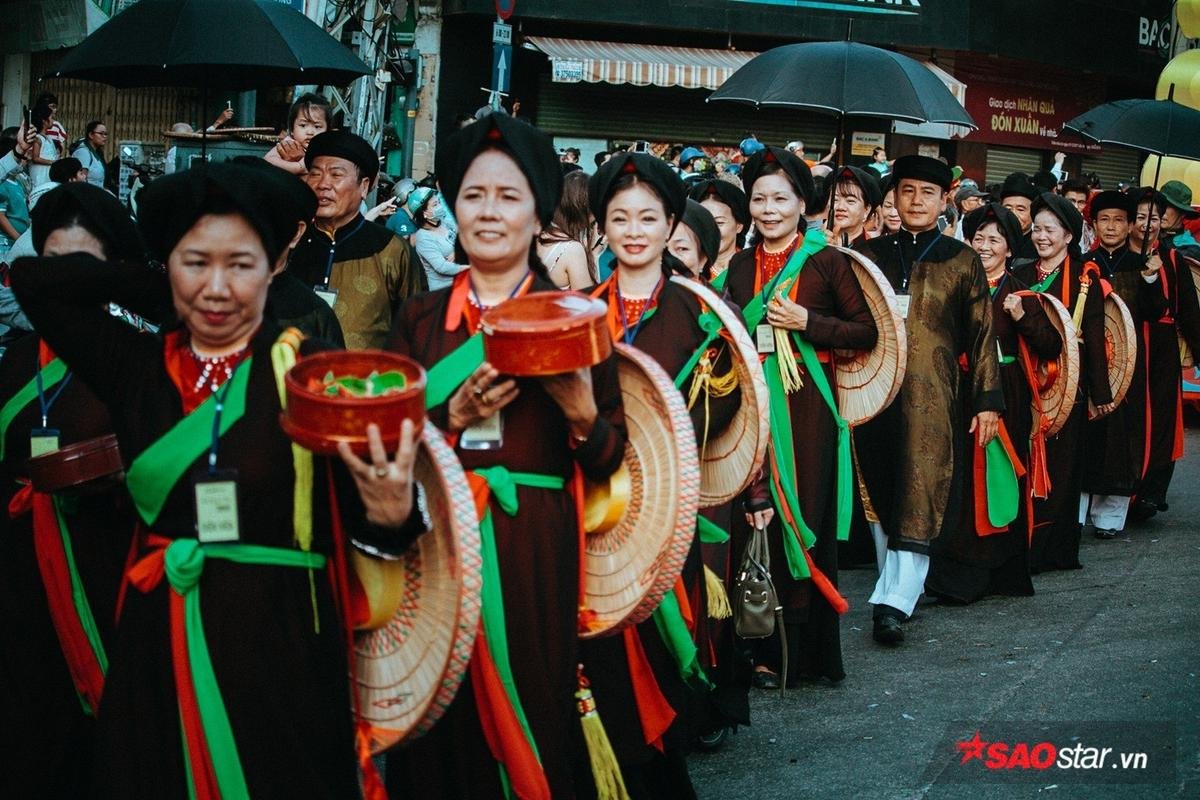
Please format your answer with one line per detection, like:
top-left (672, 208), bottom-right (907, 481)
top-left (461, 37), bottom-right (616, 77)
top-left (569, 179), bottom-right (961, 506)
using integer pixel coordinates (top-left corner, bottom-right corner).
top-left (689, 420), bottom-right (1200, 800)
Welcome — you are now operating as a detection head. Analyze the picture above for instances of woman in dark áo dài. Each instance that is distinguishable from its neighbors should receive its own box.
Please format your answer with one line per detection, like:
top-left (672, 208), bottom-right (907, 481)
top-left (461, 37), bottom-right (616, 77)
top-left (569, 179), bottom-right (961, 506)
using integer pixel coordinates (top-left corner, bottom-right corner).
top-left (13, 163), bottom-right (424, 799)
top-left (928, 203), bottom-right (1060, 602)
top-left (0, 183), bottom-right (144, 797)
top-left (384, 113), bottom-right (626, 800)
top-left (725, 146), bottom-right (877, 685)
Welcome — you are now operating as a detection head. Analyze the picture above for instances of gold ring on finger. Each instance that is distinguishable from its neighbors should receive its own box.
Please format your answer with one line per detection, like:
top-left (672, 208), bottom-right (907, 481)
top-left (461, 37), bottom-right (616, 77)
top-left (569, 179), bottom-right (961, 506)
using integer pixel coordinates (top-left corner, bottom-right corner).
top-left (374, 466), bottom-right (389, 479)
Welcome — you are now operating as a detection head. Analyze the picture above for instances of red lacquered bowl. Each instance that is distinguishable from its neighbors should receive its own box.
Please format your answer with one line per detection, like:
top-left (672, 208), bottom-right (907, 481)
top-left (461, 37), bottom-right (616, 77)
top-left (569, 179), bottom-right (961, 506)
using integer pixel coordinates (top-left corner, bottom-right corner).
top-left (27, 434), bottom-right (125, 496)
top-left (279, 351), bottom-right (426, 456)
top-left (480, 291), bottom-right (611, 376)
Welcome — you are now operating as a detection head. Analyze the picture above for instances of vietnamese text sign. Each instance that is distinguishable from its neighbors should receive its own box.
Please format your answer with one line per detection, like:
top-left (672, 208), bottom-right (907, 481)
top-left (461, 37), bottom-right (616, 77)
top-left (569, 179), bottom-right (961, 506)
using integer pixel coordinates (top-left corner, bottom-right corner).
top-left (851, 131), bottom-right (886, 157)
top-left (964, 81), bottom-right (1100, 153)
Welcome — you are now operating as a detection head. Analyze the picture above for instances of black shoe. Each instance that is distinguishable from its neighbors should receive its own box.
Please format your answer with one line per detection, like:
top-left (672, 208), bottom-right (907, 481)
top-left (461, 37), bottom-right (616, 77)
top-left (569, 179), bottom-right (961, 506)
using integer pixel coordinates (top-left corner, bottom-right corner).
top-left (1128, 499), bottom-right (1158, 523)
top-left (1093, 527), bottom-right (1118, 540)
top-left (872, 614), bottom-right (904, 645)
top-left (752, 669), bottom-right (780, 689)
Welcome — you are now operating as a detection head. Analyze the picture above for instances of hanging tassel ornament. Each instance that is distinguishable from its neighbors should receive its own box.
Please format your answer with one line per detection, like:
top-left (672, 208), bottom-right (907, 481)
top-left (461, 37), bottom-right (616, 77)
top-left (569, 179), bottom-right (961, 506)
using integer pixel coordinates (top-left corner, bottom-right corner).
top-left (703, 564), bottom-right (732, 620)
top-left (774, 327), bottom-right (805, 393)
top-left (576, 666), bottom-right (630, 800)
top-left (1071, 276), bottom-right (1091, 339)
top-left (686, 346), bottom-right (739, 460)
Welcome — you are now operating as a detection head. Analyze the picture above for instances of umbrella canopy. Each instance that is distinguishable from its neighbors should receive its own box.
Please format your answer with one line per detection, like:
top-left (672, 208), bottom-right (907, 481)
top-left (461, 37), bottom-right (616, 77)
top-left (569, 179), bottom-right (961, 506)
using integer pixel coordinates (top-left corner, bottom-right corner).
top-left (1063, 97), bottom-right (1200, 160)
top-left (48, 0), bottom-right (370, 90)
top-left (707, 41), bottom-right (975, 129)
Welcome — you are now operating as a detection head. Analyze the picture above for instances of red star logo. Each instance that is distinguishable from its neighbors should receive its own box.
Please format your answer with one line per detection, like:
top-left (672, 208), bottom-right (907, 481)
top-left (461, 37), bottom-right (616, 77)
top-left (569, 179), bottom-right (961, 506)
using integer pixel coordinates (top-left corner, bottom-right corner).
top-left (956, 731), bottom-right (988, 764)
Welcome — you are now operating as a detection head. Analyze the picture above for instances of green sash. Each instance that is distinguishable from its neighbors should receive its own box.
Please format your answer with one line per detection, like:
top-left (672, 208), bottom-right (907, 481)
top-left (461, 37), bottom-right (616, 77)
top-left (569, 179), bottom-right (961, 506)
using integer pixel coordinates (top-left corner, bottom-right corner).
top-left (425, 334), bottom-right (485, 409)
top-left (0, 358), bottom-right (67, 460)
top-left (710, 269), bottom-right (730, 293)
top-left (1029, 269), bottom-right (1060, 293)
top-left (471, 466), bottom-right (564, 796)
top-left (651, 590), bottom-right (711, 690)
top-left (745, 231), bottom-right (854, 580)
top-left (125, 358), bottom-right (253, 525)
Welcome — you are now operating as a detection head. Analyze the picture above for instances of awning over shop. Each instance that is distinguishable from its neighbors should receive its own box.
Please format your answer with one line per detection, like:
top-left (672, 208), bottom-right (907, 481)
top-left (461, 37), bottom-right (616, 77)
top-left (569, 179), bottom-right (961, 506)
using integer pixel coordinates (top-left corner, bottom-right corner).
top-left (526, 36), bottom-right (756, 91)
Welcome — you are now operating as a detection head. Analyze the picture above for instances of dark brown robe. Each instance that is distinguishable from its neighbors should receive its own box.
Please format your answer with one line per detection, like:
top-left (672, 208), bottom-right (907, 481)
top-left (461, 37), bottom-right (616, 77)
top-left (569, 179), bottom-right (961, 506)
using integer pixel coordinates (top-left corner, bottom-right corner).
top-left (13, 257), bottom-right (414, 799)
top-left (0, 333), bottom-right (134, 797)
top-left (577, 275), bottom-right (739, 797)
top-left (1010, 256), bottom-right (1109, 572)
top-left (383, 275), bottom-right (627, 800)
top-left (855, 230), bottom-right (1004, 552)
top-left (1080, 247), bottom-right (1158, 498)
top-left (927, 274), bottom-right (1060, 602)
top-left (726, 245), bottom-right (876, 682)
top-left (1138, 242), bottom-right (1200, 503)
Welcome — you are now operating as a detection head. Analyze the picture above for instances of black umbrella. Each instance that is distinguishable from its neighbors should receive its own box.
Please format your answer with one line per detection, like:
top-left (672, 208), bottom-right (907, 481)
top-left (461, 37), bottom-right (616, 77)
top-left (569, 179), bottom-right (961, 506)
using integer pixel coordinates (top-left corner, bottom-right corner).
top-left (707, 41), bottom-right (975, 129)
top-left (48, 0), bottom-right (370, 90)
top-left (1062, 92), bottom-right (1200, 161)
top-left (1063, 86), bottom-right (1200, 253)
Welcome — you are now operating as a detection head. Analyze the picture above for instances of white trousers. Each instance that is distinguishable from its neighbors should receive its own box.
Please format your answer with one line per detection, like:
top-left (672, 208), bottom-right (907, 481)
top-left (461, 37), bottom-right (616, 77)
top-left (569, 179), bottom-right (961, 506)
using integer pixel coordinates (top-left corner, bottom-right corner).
top-left (868, 522), bottom-right (929, 617)
top-left (1078, 493), bottom-right (1130, 532)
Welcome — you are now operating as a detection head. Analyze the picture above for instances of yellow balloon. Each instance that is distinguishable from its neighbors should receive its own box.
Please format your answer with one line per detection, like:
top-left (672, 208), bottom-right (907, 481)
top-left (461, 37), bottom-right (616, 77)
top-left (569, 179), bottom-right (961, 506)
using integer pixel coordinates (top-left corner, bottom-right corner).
top-left (1179, 0), bottom-right (1200, 39)
top-left (1141, 155), bottom-right (1200, 197)
top-left (1157, 50), bottom-right (1200, 108)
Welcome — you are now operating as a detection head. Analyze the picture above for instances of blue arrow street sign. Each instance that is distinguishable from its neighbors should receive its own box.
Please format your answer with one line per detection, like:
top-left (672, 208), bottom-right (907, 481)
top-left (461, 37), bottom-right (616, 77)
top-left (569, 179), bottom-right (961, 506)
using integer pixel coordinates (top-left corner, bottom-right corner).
top-left (492, 43), bottom-right (512, 94)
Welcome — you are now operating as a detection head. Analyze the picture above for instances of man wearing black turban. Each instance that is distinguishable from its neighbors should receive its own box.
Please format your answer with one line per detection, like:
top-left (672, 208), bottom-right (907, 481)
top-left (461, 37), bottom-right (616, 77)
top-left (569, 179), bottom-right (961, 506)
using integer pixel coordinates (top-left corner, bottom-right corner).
top-left (289, 130), bottom-right (423, 348)
top-left (854, 155), bottom-right (1003, 645)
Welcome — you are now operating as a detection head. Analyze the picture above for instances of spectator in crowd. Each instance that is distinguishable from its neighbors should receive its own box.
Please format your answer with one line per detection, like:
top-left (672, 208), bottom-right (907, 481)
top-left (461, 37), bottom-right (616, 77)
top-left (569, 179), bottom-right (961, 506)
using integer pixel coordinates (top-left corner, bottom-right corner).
top-left (787, 138), bottom-right (836, 168)
top-left (1000, 171), bottom-right (1040, 259)
top-left (536, 169), bottom-right (596, 289)
top-left (28, 106), bottom-right (61, 189)
top-left (71, 120), bottom-right (109, 191)
top-left (163, 107), bottom-right (235, 174)
top-left (290, 130), bottom-right (423, 348)
top-left (952, 181), bottom-right (990, 240)
top-left (33, 92), bottom-right (68, 152)
top-left (265, 92), bottom-right (331, 176)
top-left (0, 138), bottom-right (30, 257)
top-left (593, 150), bottom-right (611, 171)
top-left (1061, 178), bottom-right (1094, 251)
top-left (407, 186), bottom-right (466, 291)
top-left (867, 146), bottom-right (891, 178)
top-left (560, 147), bottom-right (580, 165)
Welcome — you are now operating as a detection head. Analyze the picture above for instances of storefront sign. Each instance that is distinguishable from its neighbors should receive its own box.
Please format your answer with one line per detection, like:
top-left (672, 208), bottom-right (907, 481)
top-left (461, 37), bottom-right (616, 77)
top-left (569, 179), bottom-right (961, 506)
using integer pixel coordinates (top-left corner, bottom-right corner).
top-left (731, 0), bottom-right (922, 14)
top-left (552, 59), bottom-right (586, 82)
top-left (964, 81), bottom-right (1101, 153)
top-left (850, 131), bottom-right (886, 156)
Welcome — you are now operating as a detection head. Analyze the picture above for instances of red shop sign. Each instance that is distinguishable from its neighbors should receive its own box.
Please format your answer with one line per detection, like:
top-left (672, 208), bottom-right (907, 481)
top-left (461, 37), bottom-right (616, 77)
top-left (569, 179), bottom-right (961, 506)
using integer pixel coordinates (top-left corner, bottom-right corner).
top-left (964, 81), bottom-right (1101, 153)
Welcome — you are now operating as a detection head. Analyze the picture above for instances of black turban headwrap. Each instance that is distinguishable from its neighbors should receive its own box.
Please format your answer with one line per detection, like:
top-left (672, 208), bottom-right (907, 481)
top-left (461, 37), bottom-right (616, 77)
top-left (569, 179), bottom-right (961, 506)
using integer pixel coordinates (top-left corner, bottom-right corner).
top-left (589, 152), bottom-right (687, 225)
top-left (688, 178), bottom-right (749, 229)
top-left (303, 129), bottom-right (379, 182)
top-left (437, 112), bottom-right (562, 228)
top-left (680, 199), bottom-right (720, 270)
top-left (1032, 191), bottom-right (1084, 255)
top-left (829, 164), bottom-right (883, 209)
top-left (963, 202), bottom-right (1024, 256)
top-left (891, 155), bottom-right (953, 192)
top-left (1088, 190), bottom-right (1135, 223)
top-left (137, 162), bottom-right (315, 264)
top-left (30, 182), bottom-right (144, 263)
top-left (740, 146), bottom-right (815, 208)
top-left (999, 171), bottom-right (1039, 202)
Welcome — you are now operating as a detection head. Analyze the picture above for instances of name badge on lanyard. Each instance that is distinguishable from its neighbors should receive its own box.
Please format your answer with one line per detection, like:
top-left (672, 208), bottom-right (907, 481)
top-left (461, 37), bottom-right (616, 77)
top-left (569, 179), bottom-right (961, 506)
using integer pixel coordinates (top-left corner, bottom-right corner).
top-left (895, 294), bottom-right (912, 320)
top-left (755, 323), bottom-right (777, 354)
top-left (314, 286), bottom-right (339, 309)
top-left (460, 411), bottom-right (503, 450)
top-left (30, 428), bottom-right (60, 457)
top-left (194, 469), bottom-right (241, 543)
top-left (195, 380), bottom-right (240, 542)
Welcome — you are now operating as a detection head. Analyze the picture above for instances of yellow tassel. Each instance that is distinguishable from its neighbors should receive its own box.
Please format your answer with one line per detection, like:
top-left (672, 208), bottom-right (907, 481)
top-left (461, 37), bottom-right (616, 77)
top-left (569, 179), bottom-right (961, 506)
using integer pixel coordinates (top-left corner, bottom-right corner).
top-left (1071, 279), bottom-right (1090, 340)
top-left (774, 328), bottom-right (804, 393)
top-left (576, 669), bottom-right (630, 800)
top-left (704, 564), bottom-right (732, 620)
top-left (686, 345), bottom-right (741, 460)
top-left (271, 329), bottom-right (319, 632)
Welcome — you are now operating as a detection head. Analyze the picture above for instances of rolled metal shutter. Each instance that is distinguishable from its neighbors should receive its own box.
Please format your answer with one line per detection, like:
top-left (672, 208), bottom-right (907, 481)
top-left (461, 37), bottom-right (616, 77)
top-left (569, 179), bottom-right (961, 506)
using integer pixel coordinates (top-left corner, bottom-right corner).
top-left (535, 75), bottom-right (838, 150)
top-left (1080, 149), bottom-right (1143, 190)
top-left (985, 146), bottom-right (1042, 186)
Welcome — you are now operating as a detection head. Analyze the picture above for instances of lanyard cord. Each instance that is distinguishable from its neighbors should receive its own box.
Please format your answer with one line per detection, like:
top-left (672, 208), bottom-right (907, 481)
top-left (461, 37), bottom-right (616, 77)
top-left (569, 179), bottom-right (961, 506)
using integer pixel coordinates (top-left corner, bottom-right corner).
top-left (321, 217), bottom-right (367, 287)
top-left (615, 273), bottom-right (664, 345)
top-left (36, 368), bottom-right (72, 429)
top-left (207, 379), bottom-right (235, 476)
top-left (897, 233), bottom-right (939, 291)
